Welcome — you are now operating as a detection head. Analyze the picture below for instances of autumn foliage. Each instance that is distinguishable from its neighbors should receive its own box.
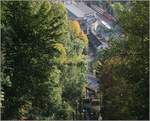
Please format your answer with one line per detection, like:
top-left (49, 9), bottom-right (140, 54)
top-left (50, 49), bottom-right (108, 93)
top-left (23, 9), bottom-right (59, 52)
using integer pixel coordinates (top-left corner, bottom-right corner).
top-left (70, 20), bottom-right (88, 46)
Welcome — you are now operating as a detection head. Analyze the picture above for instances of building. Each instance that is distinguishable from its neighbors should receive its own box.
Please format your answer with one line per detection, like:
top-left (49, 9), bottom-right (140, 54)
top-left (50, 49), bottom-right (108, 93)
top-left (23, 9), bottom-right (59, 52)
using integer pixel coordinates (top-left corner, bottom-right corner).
top-left (63, 1), bottom-right (97, 34)
top-left (64, 1), bottom-right (96, 20)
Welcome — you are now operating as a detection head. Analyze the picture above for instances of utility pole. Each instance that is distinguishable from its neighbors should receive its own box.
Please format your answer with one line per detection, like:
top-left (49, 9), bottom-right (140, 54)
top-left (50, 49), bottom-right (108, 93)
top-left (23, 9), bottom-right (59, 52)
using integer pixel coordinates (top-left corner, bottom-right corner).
top-left (72, 112), bottom-right (75, 120)
top-left (76, 100), bottom-right (78, 120)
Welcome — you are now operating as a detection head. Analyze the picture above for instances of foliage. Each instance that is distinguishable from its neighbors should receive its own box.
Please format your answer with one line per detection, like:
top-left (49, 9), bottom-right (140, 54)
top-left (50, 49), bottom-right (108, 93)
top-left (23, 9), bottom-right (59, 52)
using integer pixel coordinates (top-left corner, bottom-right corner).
top-left (70, 20), bottom-right (81, 35)
top-left (69, 20), bottom-right (88, 47)
top-left (79, 31), bottom-right (88, 46)
top-left (1, 0), bottom-right (87, 120)
top-left (95, 1), bottom-right (149, 120)
top-left (60, 20), bottom-right (88, 110)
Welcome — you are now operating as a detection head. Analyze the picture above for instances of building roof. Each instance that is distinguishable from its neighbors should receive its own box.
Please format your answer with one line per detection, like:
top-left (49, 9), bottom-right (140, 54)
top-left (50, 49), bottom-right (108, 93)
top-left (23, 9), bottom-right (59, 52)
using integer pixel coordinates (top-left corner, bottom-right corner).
top-left (65, 3), bottom-right (84, 18)
top-left (64, 2), bottom-right (95, 18)
top-left (74, 2), bottom-right (95, 16)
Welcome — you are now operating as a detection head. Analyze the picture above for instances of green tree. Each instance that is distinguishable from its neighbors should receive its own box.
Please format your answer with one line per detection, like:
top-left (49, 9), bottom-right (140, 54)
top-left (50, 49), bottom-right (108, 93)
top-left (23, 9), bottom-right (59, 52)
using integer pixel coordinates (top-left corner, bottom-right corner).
top-left (1, 0), bottom-right (88, 119)
top-left (60, 20), bottom-right (88, 110)
top-left (1, 1), bottom-right (71, 119)
top-left (95, 1), bottom-right (149, 120)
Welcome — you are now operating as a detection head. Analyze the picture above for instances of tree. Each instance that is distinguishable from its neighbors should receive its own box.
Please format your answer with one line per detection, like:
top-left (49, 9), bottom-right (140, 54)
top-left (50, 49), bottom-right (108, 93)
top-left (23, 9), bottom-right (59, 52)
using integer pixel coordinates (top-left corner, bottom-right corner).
top-left (1, 1), bottom-right (70, 119)
top-left (1, 0), bottom-right (88, 119)
top-left (70, 20), bottom-right (81, 35)
top-left (60, 20), bottom-right (88, 110)
top-left (95, 1), bottom-right (149, 120)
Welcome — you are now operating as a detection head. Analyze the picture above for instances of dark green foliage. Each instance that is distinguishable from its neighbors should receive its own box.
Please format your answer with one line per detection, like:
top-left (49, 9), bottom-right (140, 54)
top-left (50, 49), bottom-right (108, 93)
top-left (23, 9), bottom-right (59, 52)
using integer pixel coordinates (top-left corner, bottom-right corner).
top-left (1, 0), bottom-right (87, 120)
top-left (95, 1), bottom-right (149, 120)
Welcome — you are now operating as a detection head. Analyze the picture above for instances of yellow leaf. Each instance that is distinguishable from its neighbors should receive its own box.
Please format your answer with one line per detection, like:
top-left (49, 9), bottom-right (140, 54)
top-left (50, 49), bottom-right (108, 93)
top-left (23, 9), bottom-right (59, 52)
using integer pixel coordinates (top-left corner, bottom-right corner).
top-left (70, 20), bottom-right (81, 35)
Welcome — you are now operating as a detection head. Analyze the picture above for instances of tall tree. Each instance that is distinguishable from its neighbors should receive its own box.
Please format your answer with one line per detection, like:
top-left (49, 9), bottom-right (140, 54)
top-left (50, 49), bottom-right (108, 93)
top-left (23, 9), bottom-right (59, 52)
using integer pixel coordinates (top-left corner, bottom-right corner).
top-left (1, 0), bottom-right (88, 119)
top-left (1, 1), bottom-right (70, 119)
top-left (95, 1), bottom-right (149, 120)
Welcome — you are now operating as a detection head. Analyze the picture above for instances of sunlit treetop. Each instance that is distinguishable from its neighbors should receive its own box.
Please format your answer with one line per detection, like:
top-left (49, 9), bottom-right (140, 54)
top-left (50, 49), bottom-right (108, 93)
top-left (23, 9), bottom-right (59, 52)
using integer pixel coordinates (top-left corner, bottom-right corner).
top-left (70, 20), bottom-right (81, 35)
